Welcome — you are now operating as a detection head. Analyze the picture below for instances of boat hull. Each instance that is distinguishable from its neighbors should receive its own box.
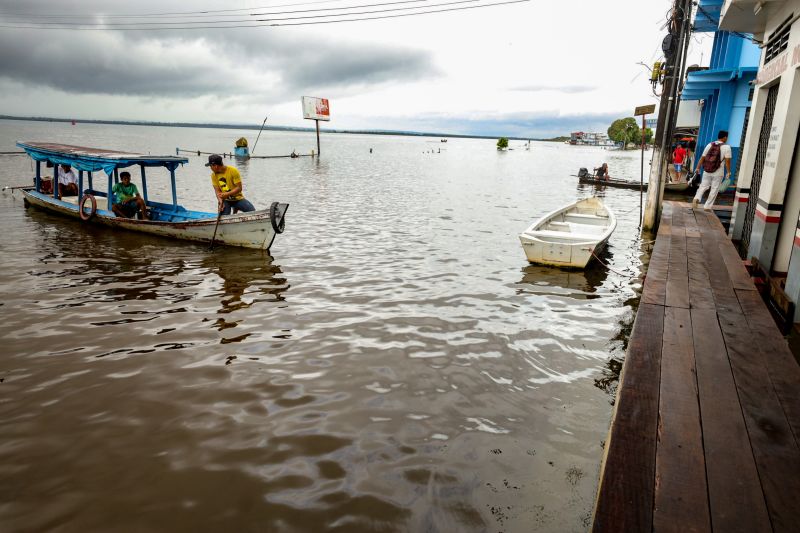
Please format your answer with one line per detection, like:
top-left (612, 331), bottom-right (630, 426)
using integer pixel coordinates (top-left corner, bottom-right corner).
top-left (22, 190), bottom-right (288, 251)
top-left (577, 175), bottom-right (690, 192)
top-left (519, 197), bottom-right (616, 269)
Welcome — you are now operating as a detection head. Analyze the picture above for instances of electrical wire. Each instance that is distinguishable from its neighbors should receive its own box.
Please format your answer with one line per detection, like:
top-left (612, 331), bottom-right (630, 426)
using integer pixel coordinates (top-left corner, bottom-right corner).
top-left (0, 0), bottom-right (434, 25)
top-left (0, 0), bottom-right (365, 18)
top-left (0, 0), bottom-right (528, 29)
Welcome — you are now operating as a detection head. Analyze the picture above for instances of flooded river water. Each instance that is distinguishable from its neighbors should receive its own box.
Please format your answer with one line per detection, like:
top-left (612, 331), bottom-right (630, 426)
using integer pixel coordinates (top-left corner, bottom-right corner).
top-left (0, 119), bottom-right (653, 532)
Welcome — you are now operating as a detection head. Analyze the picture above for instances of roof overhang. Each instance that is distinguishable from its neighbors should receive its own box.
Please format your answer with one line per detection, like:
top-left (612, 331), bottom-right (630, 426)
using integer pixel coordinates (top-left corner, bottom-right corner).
top-left (719, 0), bottom-right (784, 34)
top-left (694, 0), bottom-right (725, 32)
top-left (680, 66), bottom-right (758, 100)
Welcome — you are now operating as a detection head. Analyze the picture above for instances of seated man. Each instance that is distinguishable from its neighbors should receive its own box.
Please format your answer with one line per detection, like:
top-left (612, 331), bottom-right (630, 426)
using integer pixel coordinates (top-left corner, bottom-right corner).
top-left (57, 164), bottom-right (79, 199)
top-left (111, 171), bottom-right (148, 220)
top-left (594, 163), bottom-right (610, 180)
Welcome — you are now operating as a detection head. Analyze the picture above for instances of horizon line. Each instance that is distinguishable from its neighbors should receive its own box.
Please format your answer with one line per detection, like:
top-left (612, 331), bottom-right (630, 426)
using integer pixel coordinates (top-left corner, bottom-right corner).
top-left (0, 114), bottom-right (567, 142)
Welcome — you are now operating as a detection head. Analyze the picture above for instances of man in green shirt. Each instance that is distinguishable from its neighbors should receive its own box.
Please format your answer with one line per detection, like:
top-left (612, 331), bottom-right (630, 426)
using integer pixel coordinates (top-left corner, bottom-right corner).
top-left (112, 171), bottom-right (148, 220)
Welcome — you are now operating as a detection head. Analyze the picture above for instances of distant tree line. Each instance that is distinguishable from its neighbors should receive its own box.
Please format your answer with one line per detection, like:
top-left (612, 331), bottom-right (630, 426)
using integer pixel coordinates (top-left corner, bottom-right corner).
top-left (608, 117), bottom-right (653, 149)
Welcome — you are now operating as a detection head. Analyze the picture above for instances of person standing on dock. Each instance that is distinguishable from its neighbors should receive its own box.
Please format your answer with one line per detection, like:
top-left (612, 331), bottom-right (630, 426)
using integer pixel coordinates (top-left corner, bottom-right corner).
top-left (207, 154), bottom-right (255, 215)
top-left (692, 131), bottom-right (731, 210)
top-left (671, 143), bottom-right (687, 183)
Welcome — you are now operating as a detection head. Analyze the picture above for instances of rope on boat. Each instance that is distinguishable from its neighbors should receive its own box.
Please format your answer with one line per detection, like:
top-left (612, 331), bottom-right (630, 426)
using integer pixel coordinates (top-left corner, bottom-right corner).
top-left (589, 249), bottom-right (638, 278)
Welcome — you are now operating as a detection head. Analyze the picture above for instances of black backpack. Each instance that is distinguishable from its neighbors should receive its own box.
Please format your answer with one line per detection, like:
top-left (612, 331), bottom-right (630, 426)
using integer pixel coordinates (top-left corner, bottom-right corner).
top-left (703, 142), bottom-right (722, 173)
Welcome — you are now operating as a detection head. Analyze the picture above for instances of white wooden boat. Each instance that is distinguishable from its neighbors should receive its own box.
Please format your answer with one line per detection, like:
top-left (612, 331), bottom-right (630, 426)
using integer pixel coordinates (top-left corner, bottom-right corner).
top-left (519, 197), bottom-right (616, 268)
top-left (17, 142), bottom-right (288, 251)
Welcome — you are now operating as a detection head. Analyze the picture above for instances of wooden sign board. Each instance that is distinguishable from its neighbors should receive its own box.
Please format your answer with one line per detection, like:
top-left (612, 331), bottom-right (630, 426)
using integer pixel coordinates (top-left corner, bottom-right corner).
top-left (634, 104), bottom-right (656, 116)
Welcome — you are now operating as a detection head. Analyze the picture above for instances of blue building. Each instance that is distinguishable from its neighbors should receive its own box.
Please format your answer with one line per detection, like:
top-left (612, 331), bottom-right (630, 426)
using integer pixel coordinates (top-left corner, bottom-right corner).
top-left (680, 0), bottom-right (761, 183)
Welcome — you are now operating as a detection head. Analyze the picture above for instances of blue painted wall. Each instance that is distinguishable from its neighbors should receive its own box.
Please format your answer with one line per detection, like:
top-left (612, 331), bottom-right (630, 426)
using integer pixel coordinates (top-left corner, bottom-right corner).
top-left (681, 17), bottom-right (759, 181)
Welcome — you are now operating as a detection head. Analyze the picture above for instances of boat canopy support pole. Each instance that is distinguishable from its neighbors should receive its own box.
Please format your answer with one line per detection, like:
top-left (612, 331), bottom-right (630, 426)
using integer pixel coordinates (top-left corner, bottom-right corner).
top-left (108, 170), bottom-right (114, 211)
top-left (53, 162), bottom-right (59, 199)
top-left (140, 165), bottom-right (148, 204)
top-left (169, 168), bottom-right (177, 208)
top-left (88, 172), bottom-right (93, 191)
top-left (35, 160), bottom-right (41, 193)
top-left (78, 170), bottom-right (84, 198)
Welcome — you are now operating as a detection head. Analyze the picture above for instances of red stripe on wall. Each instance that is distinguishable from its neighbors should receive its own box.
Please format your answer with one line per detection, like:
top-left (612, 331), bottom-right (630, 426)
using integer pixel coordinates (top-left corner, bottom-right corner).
top-left (736, 196), bottom-right (749, 203)
top-left (755, 209), bottom-right (781, 223)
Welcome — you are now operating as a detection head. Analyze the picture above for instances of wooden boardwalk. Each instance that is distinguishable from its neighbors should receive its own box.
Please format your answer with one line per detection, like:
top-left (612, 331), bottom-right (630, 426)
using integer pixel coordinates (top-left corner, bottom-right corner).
top-left (592, 201), bottom-right (800, 533)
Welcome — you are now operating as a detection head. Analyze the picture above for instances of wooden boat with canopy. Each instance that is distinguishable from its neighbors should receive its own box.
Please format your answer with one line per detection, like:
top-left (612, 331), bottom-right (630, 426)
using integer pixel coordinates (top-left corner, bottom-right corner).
top-left (16, 142), bottom-right (288, 250)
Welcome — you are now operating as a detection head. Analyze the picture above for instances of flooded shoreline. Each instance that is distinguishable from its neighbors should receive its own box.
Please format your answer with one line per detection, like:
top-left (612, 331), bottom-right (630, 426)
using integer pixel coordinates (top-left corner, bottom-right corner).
top-left (0, 120), bottom-right (648, 532)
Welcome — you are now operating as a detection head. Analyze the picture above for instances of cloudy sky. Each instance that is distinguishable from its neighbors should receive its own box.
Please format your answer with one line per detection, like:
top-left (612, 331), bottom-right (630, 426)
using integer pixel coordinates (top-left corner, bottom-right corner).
top-left (0, 0), bottom-right (712, 137)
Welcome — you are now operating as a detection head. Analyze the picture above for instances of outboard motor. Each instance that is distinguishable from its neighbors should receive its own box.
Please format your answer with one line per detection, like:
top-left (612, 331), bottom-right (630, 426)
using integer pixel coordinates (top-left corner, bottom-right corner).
top-left (578, 167), bottom-right (589, 178)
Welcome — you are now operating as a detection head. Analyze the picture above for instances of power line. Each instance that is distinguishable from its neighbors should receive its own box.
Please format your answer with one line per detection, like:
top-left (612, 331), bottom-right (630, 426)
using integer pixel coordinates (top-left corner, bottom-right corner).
top-left (0, 0), bottom-right (447, 27)
top-left (0, 0), bottom-right (360, 18)
top-left (0, 0), bottom-right (431, 22)
top-left (0, 0), bottom-right (528, 30)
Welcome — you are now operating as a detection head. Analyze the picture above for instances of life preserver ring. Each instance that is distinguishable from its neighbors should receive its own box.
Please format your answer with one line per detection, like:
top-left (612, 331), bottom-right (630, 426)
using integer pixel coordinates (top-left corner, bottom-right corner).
top-left (79, 194), bottom-right (97, 221)
top-left (269, 201), bottom-right (285, 234)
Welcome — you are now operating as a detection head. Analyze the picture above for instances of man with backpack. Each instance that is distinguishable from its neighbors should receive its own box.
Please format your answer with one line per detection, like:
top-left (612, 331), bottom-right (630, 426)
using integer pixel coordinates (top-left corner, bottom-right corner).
top-left (692, 130), bottom-right (732, 209)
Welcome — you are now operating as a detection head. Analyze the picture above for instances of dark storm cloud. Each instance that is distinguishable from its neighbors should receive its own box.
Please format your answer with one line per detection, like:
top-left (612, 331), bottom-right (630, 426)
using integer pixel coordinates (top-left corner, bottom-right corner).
top-left (0, 1), bottom-right (438, 99)
top-left (509, 84), bottom-right (597, 94)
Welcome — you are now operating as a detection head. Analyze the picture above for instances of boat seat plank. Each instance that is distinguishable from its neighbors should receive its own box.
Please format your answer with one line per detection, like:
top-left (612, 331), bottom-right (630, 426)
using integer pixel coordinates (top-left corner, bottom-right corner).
top-left (524, 229), bottom-right (599, 241)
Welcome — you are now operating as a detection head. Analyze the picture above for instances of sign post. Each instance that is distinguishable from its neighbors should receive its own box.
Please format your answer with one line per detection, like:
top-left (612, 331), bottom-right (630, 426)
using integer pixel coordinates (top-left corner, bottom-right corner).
top-left (635, 104), bottom-right (656, 226)
top-left (301, 96), bottom-right (330, 157)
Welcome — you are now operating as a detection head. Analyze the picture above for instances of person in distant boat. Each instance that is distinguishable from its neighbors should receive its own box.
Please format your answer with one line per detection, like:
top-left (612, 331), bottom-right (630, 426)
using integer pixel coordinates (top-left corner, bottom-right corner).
top-left (207, 154), bottom-right (255, 215)
top-left (112, 171), bottom-right (148, 220)
top-left (594, 163), bottom-right (610, 180)
top-left (56, 164), bottom-right (79, 199)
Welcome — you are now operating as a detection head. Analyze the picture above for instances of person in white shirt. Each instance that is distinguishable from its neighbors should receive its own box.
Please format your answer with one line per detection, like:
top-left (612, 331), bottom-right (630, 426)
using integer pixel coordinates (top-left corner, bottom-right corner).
top-left (56, 164), bottom-right (79, 199)
top-left (692, 130), bottom-right (732, 209)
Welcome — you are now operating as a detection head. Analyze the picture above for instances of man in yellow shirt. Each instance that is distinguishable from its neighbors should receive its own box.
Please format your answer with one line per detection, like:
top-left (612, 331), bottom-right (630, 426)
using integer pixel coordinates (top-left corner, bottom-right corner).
top-left (206, 154), bottom-right (256, 215)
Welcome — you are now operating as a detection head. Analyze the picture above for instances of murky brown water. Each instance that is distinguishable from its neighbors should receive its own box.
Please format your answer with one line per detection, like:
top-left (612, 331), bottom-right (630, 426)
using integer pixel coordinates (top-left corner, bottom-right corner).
top-left (0, 120), bottom-right (651, 532)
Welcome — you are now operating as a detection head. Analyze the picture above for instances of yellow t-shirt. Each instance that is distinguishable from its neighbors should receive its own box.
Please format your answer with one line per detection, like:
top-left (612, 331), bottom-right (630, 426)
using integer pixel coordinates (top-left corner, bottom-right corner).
top-left (210, 166), bottom-right (244, 201)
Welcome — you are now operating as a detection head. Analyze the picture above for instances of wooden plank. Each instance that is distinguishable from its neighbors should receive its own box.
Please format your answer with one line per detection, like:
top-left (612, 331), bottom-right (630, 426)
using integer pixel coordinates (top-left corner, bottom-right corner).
top-left (716, 310), bottom-right (800, 532)
top-left (665, 208), bottom-right (690, 309)
top-left (593, 303), bottom-right (664, 532)
top-left (643, 206), bottom-right (673, 306)
top-left (686, 236), bottom-right (716, 309)
top-left (736, 289), bottom-right (800, 447)
top-left (692, 309), bottom-right (772, 533)
top-left (696, 213), bottom-right (742, 315)
top-left (653, 307), bottom-right (710, 532)
top-left (717, 240), bottom-right (757, 291)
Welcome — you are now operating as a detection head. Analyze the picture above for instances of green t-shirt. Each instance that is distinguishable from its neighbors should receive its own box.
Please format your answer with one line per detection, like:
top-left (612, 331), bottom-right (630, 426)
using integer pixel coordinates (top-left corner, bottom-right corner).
top-left (112, 182), bottom-right (138, 204)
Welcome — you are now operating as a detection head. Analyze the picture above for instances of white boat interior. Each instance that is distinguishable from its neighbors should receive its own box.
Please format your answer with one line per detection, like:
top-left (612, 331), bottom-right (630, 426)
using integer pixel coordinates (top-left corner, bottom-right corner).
top-left (521, 207), bottom-right (610, 243)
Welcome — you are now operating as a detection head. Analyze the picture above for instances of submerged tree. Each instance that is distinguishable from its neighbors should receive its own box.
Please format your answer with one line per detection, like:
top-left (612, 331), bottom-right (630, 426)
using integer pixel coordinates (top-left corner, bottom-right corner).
top-left (497, 137), bottom-right (509, 150)
top-left (607, 118), bottom-right (640, 149)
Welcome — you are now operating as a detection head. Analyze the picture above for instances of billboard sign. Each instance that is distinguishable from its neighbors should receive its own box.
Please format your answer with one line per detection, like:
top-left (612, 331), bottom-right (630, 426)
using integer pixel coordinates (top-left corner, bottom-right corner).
top-left (634, 104), bottom-right (656, 116)
top-left (302, 96), bottom-right (330, 121)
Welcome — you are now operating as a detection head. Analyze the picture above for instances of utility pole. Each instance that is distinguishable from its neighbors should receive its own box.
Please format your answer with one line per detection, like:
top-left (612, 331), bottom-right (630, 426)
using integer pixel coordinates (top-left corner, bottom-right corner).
top-left (642, 0), bottom-right (693, 231)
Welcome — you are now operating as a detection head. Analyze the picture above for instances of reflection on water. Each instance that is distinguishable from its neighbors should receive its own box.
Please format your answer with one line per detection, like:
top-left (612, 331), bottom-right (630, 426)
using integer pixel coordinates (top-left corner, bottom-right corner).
top-left (0, 122), bottom-right (649, 532)
top-left (517, 263), bottom-right (609, 300)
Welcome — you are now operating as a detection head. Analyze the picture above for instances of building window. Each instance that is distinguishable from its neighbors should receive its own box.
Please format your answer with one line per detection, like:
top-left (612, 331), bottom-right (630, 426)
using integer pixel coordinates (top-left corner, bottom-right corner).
top-left (764, 19), bottom-right (791, 64)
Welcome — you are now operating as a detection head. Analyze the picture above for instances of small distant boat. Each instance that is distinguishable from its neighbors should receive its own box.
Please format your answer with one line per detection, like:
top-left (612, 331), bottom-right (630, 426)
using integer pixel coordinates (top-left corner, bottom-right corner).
top-left (576, 169), bottom-right (689, 192)
top-left (519, 197), bottom-right (616, 268)
top-left (440, 139), bottom-right (448, 143)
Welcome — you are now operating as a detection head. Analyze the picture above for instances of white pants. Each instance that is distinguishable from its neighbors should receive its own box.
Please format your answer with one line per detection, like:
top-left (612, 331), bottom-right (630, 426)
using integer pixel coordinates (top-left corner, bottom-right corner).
top-left (694, 173), bottom-right (723, 208)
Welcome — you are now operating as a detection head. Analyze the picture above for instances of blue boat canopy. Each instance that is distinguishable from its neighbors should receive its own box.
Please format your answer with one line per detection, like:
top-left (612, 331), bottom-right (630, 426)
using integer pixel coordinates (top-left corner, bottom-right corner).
top-left (17, 142), bottom-right (188, 175)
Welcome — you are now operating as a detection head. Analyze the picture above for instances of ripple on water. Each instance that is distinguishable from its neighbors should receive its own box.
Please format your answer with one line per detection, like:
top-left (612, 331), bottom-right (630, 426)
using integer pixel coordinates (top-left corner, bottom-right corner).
top-left (0, 128), bottom-right (642, 532)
